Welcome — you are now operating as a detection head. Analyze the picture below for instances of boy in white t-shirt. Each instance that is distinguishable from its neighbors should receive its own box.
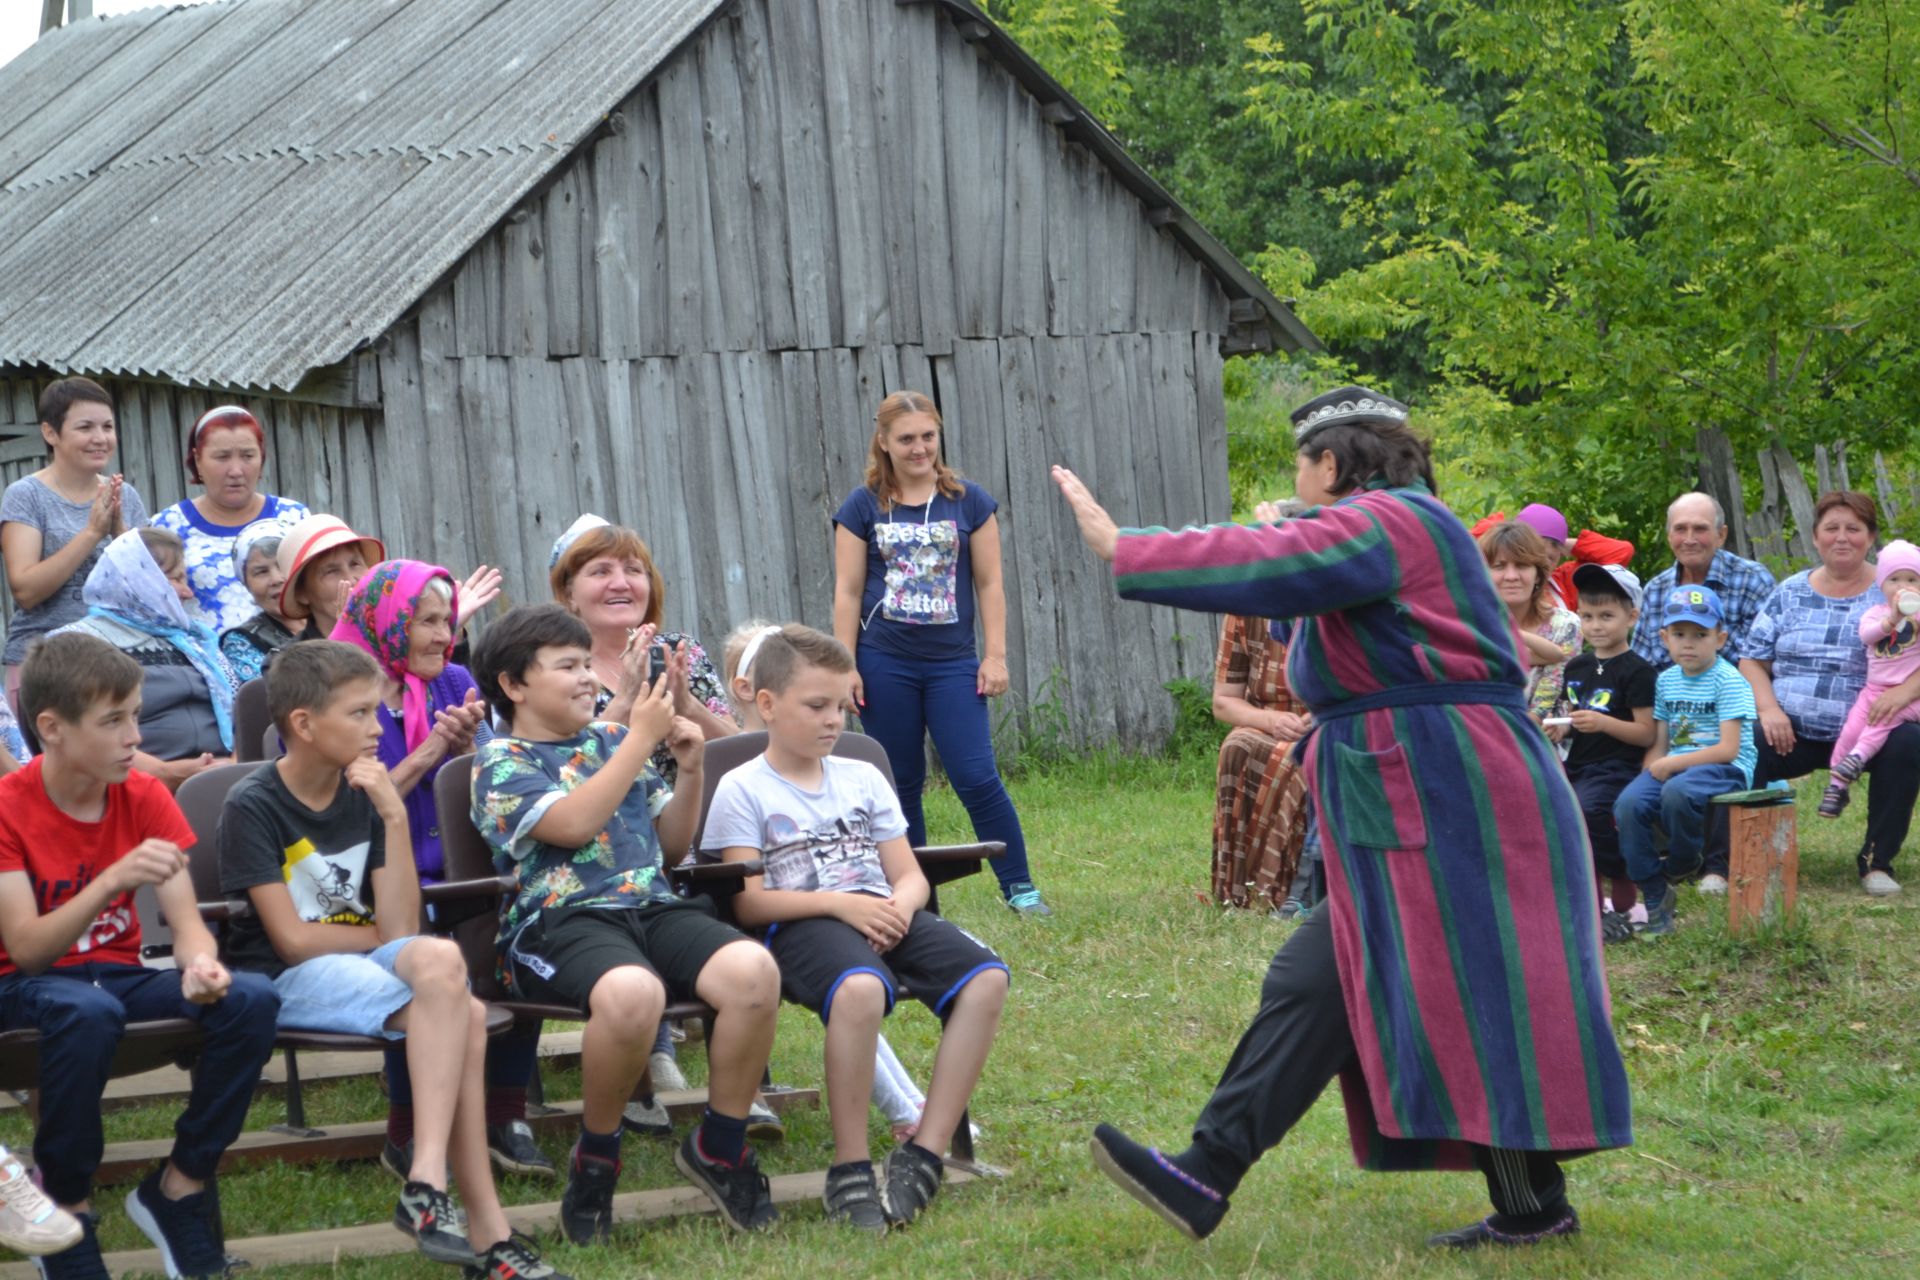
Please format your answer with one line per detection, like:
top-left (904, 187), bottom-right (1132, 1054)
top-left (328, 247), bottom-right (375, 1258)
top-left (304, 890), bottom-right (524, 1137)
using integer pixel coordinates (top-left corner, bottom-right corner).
top-left (703, 626), bottom-right (1009, 1233)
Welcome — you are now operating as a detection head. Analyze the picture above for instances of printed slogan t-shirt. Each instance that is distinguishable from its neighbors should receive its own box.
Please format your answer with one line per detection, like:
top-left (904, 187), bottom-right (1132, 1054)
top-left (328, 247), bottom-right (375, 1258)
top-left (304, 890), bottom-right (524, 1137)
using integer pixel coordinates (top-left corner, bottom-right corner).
top-left (0, 760), bottom-right (195, 975)
top-left (1653, 657), bottom-right (1758, 786)
top-left (833, 480), bottom-right (999, 663)
top-left (219, 761), bottom-right (387, 979)
top-left (701, 755), bottom-right (908, 900)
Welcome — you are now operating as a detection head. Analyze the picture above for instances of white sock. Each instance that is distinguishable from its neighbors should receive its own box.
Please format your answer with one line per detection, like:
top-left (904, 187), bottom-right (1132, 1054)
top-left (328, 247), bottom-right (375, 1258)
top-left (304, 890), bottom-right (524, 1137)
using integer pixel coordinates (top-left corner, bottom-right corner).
top-left (870, 1034), bottom-right (925, 1125)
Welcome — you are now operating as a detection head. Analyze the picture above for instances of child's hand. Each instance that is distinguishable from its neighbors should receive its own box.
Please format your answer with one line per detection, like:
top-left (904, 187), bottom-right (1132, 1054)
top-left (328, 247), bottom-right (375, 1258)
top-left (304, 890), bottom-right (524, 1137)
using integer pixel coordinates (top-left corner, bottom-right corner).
top-left (345, 757), bottom-right (405, 819)
top-left (665, 716), bottom-right (703, 773)
top-left (629, 669), bottom-right (676, 750)
top-left (180, 954), bottom-right (232, 1005)
top-left (1542, 720), bottom-right (1569, 744)
top-left (1567, 709), bottom-right (1607, 734)
top-left (1648, 756), bottom-right (1680, 781)
top-left (837, 894), bottom-right (910, 953)
top-left (112, 839), bottom-right (187, 892)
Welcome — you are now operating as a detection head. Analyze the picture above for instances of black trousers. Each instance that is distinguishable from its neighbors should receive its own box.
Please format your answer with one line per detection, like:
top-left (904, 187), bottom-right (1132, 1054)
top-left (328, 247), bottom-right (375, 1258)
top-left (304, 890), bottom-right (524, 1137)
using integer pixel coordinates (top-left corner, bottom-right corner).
top-left (1189, 905), bottom-right (1566, 1223)
top-left (1570, 758), bottom-right (1640, 882)
top-left (1702, 722), bottom-right (1920, 876)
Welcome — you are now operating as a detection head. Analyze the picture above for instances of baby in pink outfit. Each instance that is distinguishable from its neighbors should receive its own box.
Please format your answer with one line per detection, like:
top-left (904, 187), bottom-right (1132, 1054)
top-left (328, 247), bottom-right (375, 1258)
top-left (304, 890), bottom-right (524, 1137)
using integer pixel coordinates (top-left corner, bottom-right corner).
top-left (1820, 539), bottom-right (1920, 818)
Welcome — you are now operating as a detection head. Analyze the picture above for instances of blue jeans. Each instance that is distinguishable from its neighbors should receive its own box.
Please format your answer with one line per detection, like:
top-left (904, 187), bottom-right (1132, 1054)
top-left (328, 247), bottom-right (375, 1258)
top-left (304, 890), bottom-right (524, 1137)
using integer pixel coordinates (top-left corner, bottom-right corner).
top-left (856, 646), bottom-right (1032, 892)
top-left (1613, 763), bottom-right (1749, 902)
top-left (0, 963), bottom-right (280, 1205)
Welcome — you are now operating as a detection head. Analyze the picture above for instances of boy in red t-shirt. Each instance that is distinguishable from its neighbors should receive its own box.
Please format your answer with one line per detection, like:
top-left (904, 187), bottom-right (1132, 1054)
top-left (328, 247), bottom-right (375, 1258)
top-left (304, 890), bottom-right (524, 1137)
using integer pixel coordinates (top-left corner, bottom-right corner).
top-left (0, 634), bottom-right (279, 1280)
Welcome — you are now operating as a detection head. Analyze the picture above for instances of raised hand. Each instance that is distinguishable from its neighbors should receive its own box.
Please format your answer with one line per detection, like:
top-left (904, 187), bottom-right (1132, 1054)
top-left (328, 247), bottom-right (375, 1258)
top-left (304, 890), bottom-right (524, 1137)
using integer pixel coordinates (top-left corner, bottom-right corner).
top-left (112, 839), bottom-right (187, 893)
top-left (85, 475), bottom-right (117, 539)
top-left (1051, 465), bottom-right (1118, 562)
top-left (456, 565), bottom-right (503, 626)
top-left (665, 715), bottom-right (704, 773)
top-left (629, 669), bottom-right (676, 749)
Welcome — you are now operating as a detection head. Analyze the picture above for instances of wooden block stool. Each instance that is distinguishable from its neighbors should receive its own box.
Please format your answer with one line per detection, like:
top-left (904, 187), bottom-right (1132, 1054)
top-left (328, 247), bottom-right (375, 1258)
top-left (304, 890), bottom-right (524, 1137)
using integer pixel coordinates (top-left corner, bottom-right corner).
top-left (1712, 788), bottom-right (1797, 934)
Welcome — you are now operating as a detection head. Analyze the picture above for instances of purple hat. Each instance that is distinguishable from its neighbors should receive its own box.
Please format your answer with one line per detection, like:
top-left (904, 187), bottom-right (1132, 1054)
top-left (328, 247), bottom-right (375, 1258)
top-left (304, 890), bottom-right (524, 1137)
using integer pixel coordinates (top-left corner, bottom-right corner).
top-left (1515, 503), bottom-right (1569, 546)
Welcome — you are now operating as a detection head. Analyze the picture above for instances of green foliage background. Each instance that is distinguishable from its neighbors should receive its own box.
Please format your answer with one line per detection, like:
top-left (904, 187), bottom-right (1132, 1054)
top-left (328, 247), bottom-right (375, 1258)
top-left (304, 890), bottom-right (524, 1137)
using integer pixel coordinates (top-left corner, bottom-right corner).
top-left (990, 0), bottom-right (1920, 557)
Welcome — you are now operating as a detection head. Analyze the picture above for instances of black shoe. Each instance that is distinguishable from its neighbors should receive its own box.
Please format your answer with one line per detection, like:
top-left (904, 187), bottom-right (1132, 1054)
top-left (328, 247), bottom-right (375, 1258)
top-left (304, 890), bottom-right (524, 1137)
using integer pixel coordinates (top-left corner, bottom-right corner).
top-left (879, 1141), bottom-right (944, 1226)
top-left (380, 1138), bottom-right (413, 1183)
top-left (559, 1145), bottom-right (621, 1246)
top-left (1427, 1207), bottom-right (1581, 1248)
top-left (1818, 782), bottom-right (1851, 819)
top-left (394, 1181), bottom-right (475, 1266)
top-left (30, 1213), bottom-right (109, 1280)
top-left (822, 1162), bottom-right (888, 1234)
top-left (487, 1120), bottom-right (558, 1178)
top-left (673, 1130), bottom-right (778, 1232)
top-left (1599, 909), bottom-right (1635, 944)
top-left (124, 1165), bottom-right (226, 1279)
top-left (464, 1230), bottom-right (572, 1280)
top-left (1639, 893), bottom-right (1676, 938)
top-left (1088, 1124), bottom-right (1228, 1242)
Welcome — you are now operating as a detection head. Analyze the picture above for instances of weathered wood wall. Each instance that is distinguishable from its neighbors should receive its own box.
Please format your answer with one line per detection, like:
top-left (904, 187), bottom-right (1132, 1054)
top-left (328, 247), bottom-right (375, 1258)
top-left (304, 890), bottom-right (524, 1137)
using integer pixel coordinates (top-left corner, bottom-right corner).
top-left (2, 0), bottom-right (1238, 749)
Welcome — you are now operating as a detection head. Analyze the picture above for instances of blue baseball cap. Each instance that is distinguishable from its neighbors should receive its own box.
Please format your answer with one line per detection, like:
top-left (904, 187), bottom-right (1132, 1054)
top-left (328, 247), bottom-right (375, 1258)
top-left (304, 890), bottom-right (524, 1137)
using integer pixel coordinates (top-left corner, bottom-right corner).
top-left (1663, 584), bottom-right (1724, 628)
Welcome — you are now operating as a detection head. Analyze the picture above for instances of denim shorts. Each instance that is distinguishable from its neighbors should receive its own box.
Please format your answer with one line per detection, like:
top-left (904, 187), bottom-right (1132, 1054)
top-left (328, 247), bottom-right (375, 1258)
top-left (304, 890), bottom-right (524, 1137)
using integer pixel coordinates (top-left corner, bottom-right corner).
top-left (272, 936), bottom-right (424, 1039)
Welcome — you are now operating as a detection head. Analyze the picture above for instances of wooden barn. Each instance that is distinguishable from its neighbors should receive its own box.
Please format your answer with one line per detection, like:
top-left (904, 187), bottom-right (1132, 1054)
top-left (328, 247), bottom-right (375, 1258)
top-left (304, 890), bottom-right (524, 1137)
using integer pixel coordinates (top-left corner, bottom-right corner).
top-left (0, 0), bottom-right (1316, 748)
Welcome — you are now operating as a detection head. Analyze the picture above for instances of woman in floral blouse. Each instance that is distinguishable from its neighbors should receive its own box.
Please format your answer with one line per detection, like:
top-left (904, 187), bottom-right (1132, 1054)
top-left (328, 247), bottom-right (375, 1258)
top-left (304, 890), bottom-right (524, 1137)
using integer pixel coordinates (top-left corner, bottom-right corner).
top-left (1480, 520), bottom-right (1582, 731)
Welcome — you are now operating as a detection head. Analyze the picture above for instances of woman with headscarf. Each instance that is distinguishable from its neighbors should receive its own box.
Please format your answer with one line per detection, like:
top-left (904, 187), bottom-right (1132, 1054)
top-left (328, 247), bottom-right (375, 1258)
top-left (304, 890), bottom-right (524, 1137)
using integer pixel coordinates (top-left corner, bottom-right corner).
top-left (327, 561), bottom-right (551, 1177)
top-left (150, 405), bottom-right (310, 632)
top-left (1055, 386), bottom-right (1630, 1251)
top-left (53, 528), bottom-right (236, 787)
top-left (219, 518), bottom-right (299, 683)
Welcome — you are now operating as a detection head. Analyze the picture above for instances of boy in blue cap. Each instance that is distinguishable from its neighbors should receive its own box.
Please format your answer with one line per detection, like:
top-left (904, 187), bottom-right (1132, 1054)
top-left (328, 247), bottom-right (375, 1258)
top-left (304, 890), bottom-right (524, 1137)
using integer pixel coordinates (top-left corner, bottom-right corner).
top-left (1612, 584), bottom-right (1757, 937)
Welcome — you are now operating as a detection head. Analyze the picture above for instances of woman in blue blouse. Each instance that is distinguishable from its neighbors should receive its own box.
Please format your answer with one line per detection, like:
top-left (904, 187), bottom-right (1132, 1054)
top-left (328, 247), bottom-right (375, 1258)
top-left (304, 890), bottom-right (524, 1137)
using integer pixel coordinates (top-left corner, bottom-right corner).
top-left (832, 391), bottom-right (1048, 916)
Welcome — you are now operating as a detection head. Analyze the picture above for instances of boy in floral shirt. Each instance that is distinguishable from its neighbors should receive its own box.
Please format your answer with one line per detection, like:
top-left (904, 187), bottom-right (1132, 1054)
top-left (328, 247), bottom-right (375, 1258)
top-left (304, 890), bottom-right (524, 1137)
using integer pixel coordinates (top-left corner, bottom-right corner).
top-left (469, 606), bottom-right (781, 1245)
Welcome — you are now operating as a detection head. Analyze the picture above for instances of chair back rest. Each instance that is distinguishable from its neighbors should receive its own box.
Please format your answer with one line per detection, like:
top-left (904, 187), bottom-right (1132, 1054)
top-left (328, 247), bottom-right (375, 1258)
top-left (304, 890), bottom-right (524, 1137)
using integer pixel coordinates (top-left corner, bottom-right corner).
top-left (174, 761), bottom-right (263, 904)
top-left (431, 753), bottom-right (510, 997)
top-left (232, 679), bottom-right (270, 763)
top-left (692, 731), bottom-right (899, 851)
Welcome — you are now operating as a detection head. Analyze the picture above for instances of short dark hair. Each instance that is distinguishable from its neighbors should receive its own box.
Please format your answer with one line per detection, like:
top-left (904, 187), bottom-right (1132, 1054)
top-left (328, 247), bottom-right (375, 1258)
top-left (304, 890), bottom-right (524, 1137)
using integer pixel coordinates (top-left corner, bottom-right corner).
top-left (1577, 583), bottom-right (1635, 610)
top-left (749, 625), bottom-right (854, 694)
top-left (20, 633), bottom-right (141, 731)
top-left (1812, 490), bottom-right (1878, 539)
top-left (267, 640), bottom-right (381, 732)
top-left (38, 377), bottom-right (114, 434)
top-left (1300, 420), bottom-right (1436, 496)
top-left (472, 604), bottom-right (591, 720)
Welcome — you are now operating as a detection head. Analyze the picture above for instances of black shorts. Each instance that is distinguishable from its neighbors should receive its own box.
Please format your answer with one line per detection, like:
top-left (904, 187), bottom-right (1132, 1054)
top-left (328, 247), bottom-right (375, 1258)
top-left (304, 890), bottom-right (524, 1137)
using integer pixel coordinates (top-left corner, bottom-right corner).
top-left (768, 909), bottom-right (1007, 1023)
top-left (507, 898), bottom-right (750, 1013)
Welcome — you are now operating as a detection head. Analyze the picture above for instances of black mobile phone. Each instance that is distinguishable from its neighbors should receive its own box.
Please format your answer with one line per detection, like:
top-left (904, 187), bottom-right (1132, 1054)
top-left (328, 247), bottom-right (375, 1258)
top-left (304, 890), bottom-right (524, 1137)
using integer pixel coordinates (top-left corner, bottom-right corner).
top-left (646, 642), bottom-right (670, 685)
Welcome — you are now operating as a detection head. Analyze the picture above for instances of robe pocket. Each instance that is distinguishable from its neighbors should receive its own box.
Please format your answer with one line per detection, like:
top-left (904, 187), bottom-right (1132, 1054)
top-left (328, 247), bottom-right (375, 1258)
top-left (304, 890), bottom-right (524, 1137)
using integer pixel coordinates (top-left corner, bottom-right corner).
top-left (1332, 740), bottom-right (1429, 851)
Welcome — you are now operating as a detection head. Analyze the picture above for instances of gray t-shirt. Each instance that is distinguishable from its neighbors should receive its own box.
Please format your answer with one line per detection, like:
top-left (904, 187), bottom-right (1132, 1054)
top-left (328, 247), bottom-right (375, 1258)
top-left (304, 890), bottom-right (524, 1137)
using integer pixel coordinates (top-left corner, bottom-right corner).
top-left (0, 475), bottom-right (149, 663)
top-left (701, 755), bottom-right (908, 898)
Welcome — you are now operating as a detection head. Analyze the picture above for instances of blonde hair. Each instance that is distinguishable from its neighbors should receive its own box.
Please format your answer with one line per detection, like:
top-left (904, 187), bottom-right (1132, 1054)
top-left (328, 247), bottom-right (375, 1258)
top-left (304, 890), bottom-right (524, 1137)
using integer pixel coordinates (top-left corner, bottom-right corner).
top-left (864, 390), bottom-right (965, 513)
top-left (138, 526), bottom-right (185, 575)
top-left (722, 619), bottom-right (776, 687)
top-left (549, 524), bottom-right (665, 630)
top-left (1477, 520), bottom-right (1559, 629)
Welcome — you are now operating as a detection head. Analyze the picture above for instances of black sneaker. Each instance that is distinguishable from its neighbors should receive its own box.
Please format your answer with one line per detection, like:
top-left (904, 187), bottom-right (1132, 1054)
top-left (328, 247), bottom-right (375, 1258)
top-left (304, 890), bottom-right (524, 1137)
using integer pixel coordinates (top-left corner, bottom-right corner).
top-left (1088, 1123), bottom-right (1228, 1241)
top-left (394, 1181), bottom-right (476, 1266)
top-left (559, 1145), bottom-right (621, 1246)
top-left (672, 1131), bottom-right (778, 1232)
top-left (487, 1121), bottom-right (558, 1178)
top-left (1427, 1208), bottom-right (1581, 1248)
top-left (124, 1165), bottom-right (226, 1279)
top-left (464, 1230), bottom-right (572, 1280)
top-left (1639, 893), bottom-right (1676, 938)
top-left (1818, 782), bottom-right (1851, 819)
top-left (380, 1138), bottom-right (413, 1183)
top-left (1599, 909), bottom-right (1635, 945)
top-left (878, 1141), bottom-right (943, 1226)
top-left (30, 1213), bottom-right (108, 1280)
top-left (821, 1163), bottom-right (888, 1234)
top-left (1834, 752), bottom-right (1865, 783)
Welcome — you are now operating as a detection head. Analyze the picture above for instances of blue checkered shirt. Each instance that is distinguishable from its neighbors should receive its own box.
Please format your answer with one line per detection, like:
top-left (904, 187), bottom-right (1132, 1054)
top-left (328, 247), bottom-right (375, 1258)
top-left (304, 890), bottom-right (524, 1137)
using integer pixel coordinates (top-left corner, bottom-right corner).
top-left (1630, 549), bottom-right (1777, 670)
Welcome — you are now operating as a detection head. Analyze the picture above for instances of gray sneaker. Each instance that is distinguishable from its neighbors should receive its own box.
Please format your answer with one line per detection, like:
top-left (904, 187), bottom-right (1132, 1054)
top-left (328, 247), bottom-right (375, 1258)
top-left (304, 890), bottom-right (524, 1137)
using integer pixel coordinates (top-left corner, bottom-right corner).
top-left (1862, 870), bottom-right (1903, 897)
top-left (621, 1094), bottom-right (672, 1138)
top-left (648, 1050), bottom-right (690, 1093)
top-left (1638, 893), bottom-right (1676, 938)
top-left (0, 1147), bottom-right (80, 1256)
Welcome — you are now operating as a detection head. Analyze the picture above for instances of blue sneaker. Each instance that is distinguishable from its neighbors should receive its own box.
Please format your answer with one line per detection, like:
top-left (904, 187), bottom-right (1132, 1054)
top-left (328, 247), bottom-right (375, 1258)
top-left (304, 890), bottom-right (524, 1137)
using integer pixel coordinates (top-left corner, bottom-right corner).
top-left (1004, 882), bottom-right (1052, 917)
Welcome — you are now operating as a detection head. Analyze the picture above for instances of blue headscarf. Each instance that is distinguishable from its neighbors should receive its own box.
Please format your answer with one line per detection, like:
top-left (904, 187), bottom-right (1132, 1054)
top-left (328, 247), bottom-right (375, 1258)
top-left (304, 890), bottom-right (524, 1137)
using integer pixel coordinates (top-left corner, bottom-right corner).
top-left (81, 530), bottom-right (237, 751)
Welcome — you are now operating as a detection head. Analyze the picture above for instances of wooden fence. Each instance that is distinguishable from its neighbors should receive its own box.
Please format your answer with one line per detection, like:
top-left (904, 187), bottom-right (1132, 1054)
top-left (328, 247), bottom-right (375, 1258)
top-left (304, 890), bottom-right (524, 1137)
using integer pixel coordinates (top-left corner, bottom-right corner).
top-left (1696, 426), bottom-right (1916, 564)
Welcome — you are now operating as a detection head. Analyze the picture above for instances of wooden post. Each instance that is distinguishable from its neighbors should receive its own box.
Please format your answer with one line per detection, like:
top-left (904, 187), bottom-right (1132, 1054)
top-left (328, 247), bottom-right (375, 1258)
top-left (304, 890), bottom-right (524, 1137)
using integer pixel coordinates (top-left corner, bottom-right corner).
top-left (40, 0), bottom-right (65, 37)
top-left (1721, 796), bottom-right (1797, 934)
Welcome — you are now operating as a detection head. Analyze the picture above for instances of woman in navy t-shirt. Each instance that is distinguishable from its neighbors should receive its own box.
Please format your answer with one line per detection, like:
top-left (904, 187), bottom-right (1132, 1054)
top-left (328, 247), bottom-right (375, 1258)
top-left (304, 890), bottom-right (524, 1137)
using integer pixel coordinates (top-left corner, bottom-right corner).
top-left (833, 391), bottom-right (1049, 915)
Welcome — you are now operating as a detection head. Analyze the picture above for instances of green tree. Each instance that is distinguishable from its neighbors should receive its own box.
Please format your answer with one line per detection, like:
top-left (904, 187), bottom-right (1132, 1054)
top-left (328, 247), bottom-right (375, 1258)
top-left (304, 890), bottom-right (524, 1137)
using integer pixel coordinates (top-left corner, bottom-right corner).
top-left (1240, 0), bottom-right (1920, 552)
top-left (983, 0), bottom-right (1132, 124)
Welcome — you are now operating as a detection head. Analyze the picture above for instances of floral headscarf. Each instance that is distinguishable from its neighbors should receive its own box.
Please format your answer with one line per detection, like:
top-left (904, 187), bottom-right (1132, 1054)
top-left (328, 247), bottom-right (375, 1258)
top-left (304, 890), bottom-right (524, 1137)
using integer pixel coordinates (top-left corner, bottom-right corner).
top-left (82, 530), bottom-right (236, 750)
top-left (329, 560), bottom-right (458, 754)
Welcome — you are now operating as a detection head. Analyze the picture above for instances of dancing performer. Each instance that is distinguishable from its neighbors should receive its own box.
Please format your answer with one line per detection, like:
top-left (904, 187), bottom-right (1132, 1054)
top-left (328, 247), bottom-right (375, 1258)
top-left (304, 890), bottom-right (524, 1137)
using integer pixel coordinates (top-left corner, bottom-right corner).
top-left (1053, 386), bottom-right (1630, 1249)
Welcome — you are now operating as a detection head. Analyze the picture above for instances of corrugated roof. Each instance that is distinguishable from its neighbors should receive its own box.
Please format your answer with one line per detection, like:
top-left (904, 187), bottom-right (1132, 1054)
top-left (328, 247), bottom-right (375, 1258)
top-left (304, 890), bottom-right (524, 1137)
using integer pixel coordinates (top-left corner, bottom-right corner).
top-left (0, 0), bottom-right (726, 390)
top-left (0, 0), bottom-right (1314, 392)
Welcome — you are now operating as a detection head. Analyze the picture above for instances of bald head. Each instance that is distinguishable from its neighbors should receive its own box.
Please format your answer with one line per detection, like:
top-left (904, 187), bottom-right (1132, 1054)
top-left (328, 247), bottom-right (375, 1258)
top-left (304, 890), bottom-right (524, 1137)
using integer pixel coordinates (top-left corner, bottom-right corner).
top-left (1666, 492), bottom-right (1727, 579)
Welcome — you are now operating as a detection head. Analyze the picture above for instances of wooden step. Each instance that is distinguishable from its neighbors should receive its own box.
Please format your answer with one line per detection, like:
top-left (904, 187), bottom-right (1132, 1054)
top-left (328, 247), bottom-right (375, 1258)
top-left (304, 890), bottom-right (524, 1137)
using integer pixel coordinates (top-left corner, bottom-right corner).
top-left (89, 1086), bottom-right (819, 1184)
top-left (0, 1032), bottom-right (588, 1113)
top-left (0, 1166), bottom-right (978, 1280)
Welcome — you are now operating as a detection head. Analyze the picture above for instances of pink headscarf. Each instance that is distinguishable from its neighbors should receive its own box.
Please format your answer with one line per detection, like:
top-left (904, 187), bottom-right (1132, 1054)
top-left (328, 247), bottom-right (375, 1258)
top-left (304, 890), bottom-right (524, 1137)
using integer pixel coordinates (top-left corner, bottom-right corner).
top-left (329, 559), bottom-right (458, 754)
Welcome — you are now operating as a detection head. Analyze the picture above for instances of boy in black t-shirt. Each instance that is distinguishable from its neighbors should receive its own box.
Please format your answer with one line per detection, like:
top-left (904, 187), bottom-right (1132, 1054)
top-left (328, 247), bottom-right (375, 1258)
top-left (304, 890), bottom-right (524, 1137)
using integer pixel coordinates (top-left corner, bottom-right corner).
top-left (1560, 565), bottom-right (1657, 943)
top-left (218, 641), bottom-right (566, 1280)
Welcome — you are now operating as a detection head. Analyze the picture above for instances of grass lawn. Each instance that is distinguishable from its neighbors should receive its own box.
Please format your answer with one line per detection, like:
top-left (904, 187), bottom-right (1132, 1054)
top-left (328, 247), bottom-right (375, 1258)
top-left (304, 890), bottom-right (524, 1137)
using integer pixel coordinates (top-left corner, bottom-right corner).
top-left (7, 750), bottom-right (1919, 1278)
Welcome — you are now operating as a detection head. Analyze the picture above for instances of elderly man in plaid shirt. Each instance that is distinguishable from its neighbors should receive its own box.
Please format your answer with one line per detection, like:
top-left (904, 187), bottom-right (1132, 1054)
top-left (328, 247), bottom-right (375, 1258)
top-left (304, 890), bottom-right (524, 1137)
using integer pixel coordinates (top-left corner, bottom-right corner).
top-left (1632, 492), bottom-right (1776, 671)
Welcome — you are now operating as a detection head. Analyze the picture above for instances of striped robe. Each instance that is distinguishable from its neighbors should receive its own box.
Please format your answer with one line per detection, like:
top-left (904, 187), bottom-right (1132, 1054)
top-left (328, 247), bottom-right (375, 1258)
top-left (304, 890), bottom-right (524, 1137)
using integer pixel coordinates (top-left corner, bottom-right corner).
top-left (1115, 482), bottom-right (1631, 1168)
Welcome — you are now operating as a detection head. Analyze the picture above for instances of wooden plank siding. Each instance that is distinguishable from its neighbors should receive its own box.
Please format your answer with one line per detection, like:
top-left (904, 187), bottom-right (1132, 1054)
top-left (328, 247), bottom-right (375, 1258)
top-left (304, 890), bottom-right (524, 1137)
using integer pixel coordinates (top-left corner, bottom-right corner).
top-left (0, 0), bottom-right (1244, 748)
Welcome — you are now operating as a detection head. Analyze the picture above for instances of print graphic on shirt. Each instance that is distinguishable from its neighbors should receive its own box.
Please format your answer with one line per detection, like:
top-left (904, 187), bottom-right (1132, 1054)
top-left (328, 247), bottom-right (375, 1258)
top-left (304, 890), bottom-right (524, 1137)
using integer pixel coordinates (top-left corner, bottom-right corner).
top-left (1877, 615), bottom-right (1919, 660)
top-left (760, 810), bottom-right (892, 896)
top-left (1566, 679), bottom-right (1614, 712)
top-left (873, 521), bottom-right (959, 626)
top-left (282, 835), bottom-right (374, 924)
top-left (1665, 698), bottom-right (1723, 750)
top-left (32, 864), bottom-right (135, 956)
